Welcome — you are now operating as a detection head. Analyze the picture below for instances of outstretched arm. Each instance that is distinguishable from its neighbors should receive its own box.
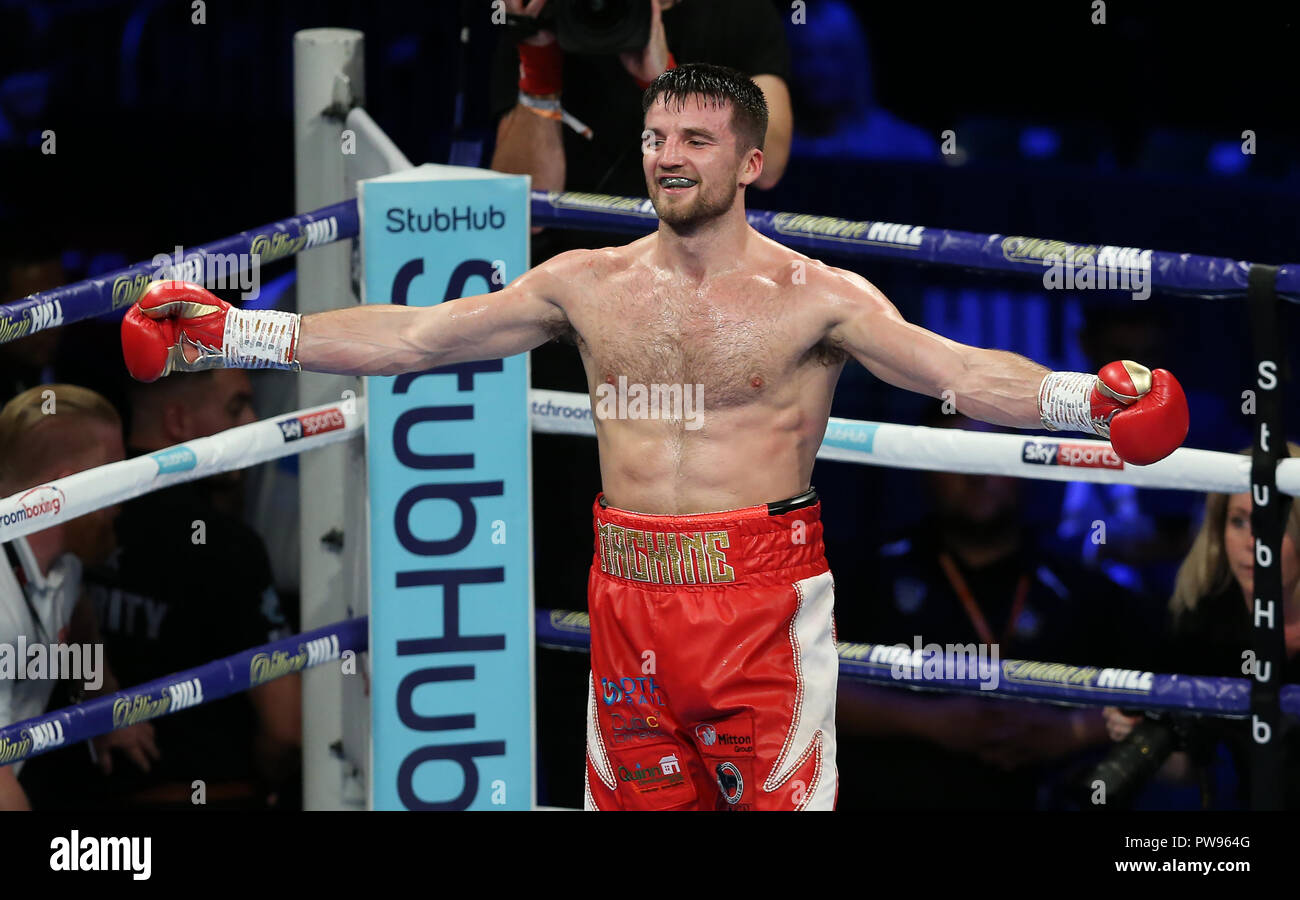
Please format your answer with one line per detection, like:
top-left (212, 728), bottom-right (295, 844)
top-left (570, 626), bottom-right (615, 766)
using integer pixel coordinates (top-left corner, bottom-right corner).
top-left (123, 252), bottom-right (580, 381)
top-left (819, 264), bottom-right (1189, 464)
top-left (824, 267), bottom-right (1047, 428)
top-left (297, 260), bottom-right (571, 375)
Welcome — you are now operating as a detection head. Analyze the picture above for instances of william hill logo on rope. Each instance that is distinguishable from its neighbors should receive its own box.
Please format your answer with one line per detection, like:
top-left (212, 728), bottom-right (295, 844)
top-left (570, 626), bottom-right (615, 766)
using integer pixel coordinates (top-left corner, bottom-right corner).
top-left (249, 635), bottom-right (339, 686)
top-left (110, 679), bottom-right (203, 727)
top-left (1000, 661), bottom-right (1155, 693)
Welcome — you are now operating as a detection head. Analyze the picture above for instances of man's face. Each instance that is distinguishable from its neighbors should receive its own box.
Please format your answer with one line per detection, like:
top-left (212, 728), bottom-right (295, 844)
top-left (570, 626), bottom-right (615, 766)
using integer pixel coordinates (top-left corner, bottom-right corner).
top-left (928, 470), bottom-right (1020, 530)
top-left (181, 369), bottom-right (256, 490)
top-left (61, 420), bottom-right (125, 566)
top-left (185, 369), bottom-right (257, 441)
top-left (1224, 493), bottom-right (1299, 600)
top-left (642, 95), bottom-right (758, 230)
top-left (2, 260), bottom-right (65, 367)
top-left (925, 419), bottom-right (1020, 533)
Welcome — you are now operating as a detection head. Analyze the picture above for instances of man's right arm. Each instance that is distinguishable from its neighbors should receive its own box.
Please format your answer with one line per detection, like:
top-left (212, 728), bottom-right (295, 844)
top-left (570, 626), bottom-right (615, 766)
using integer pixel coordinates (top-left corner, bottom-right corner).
top-left (296, 258), bottom-right (573, 375)
top-left (122, 252), bottom-right (584, 382)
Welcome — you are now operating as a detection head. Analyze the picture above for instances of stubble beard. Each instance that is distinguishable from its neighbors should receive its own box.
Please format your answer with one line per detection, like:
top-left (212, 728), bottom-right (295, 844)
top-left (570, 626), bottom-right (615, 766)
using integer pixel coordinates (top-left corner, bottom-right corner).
top-left (651, 177), bottom-right (740, 233)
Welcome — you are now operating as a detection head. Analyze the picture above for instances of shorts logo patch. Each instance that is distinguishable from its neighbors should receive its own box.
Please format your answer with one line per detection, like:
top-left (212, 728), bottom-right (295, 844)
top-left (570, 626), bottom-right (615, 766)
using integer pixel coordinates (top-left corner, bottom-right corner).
top-left (716, 762), bottom-right (745, 806)
top-left (693, 715), bottom-right (755, 758)
top-left (611, 746), bottom-right (697, 807)
top-left (600, 675), bottom-right (666, 707)
top-left (609, 712), bottom-right (664, 745)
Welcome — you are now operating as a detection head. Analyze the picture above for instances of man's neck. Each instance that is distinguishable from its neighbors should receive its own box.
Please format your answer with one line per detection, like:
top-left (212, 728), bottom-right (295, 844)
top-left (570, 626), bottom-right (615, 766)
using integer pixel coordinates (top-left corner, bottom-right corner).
top-left (23, 527), bottom-right (62, 578)
top-left (654, 205), bottom-right (752, 281)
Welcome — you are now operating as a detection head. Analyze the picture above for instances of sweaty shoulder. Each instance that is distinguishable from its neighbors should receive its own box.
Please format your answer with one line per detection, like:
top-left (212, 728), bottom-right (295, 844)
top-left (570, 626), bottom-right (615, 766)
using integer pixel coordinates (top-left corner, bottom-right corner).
top-left (529, 245), bottom-right (634, 306)
top-left (762, 248), bottom-right (891, 326)
top-left (797, 258), bottom-right (896, 328)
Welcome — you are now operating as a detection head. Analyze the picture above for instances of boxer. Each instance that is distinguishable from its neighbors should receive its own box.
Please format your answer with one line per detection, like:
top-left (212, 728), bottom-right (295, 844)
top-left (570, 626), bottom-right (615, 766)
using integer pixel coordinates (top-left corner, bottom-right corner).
top-left (122, 63), bottom-right (1188, 810)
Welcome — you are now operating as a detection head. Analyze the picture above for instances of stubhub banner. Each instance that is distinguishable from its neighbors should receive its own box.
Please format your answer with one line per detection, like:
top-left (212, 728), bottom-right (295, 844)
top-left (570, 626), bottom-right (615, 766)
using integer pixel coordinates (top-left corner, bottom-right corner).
top-left (361, 165), bottom-right (533, 810)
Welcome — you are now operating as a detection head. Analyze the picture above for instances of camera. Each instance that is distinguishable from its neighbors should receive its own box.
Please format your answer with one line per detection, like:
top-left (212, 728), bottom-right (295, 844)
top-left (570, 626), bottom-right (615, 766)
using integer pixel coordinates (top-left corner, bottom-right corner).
top-left (508, 0), bottom-right (652, 56)
top-left (1084, 712), bottom-right (1194, 807)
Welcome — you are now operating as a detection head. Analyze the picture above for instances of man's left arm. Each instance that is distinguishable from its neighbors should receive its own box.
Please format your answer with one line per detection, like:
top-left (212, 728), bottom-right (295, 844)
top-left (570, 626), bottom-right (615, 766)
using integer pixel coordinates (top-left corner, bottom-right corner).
top-left (823, 266), bottom-right (1189, 465)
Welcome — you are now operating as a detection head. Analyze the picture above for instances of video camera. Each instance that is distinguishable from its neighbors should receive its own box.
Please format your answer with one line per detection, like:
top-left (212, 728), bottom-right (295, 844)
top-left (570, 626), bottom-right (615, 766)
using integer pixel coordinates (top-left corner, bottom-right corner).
top-left (508, 0), bottom-right (652, 55)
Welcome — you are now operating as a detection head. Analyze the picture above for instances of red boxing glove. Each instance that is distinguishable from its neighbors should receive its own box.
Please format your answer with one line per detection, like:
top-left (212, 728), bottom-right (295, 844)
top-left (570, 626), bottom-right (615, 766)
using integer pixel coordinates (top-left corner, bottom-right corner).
top-left (121, 280), bottom-right (301, 382)
top-left (1095, 361), bottom-right (1189, 466)
top-left (121, 281), bottom-right (232, 382)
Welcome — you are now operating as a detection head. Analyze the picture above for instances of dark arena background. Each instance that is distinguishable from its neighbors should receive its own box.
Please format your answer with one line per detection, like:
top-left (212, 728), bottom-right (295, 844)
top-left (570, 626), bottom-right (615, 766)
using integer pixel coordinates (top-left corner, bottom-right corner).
top-left (0, 0), bottom-right (1297, 881)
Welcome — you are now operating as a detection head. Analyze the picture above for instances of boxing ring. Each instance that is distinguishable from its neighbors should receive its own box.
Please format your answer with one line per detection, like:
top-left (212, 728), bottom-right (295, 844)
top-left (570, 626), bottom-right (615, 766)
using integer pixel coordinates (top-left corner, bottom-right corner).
top-left (0, 28), bottom-right (1295, 811)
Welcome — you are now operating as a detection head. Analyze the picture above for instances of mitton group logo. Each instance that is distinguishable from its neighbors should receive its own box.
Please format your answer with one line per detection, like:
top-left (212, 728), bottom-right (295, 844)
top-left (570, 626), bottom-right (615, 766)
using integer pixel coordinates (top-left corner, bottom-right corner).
top-left (694, 721), bottom-right (754, 754)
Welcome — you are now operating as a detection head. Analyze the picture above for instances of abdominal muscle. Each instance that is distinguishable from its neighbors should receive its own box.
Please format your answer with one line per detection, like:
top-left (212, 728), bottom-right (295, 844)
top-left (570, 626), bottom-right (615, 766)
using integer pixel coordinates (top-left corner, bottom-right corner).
top-left (594, 394), bottom-right (829, 515)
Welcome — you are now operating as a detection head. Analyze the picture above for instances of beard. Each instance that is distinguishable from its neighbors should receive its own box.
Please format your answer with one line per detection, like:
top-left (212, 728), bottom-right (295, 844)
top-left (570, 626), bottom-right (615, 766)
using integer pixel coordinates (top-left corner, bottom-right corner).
top-left (649, 175), bottom-right (739, 232)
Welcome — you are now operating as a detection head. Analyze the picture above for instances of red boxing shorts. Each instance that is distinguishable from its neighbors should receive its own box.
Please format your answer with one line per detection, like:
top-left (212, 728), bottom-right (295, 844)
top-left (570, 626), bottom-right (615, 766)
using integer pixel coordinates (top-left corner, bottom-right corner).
top-left (583, 489), bottom-right (838, 811)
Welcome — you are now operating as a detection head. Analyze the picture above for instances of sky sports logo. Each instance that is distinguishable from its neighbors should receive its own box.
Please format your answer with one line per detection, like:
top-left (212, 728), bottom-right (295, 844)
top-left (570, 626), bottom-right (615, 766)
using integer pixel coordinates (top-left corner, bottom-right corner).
top-left (1022, 440), bottom-right (1124, 470)
top-left (277, 408), bottom-right (346, 442)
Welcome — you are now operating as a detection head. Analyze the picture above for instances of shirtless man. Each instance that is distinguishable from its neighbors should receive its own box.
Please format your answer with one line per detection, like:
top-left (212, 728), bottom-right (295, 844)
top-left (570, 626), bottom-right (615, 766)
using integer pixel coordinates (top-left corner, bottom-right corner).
top-left (121, 64), bottom-right (1189, 811)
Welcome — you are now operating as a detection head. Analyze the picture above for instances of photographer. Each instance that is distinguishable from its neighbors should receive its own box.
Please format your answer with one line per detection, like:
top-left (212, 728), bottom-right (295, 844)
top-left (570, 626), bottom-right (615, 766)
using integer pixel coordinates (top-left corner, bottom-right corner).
top-left (1102, 443), bottom-right (1300, 809)
top-left (490, 0), bottom-right (792, 251)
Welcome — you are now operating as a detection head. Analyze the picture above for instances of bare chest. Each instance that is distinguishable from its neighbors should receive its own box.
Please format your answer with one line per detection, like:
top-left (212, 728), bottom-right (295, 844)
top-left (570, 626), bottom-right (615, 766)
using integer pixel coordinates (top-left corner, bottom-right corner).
top-left (571, 280), bottom-right (828, 407)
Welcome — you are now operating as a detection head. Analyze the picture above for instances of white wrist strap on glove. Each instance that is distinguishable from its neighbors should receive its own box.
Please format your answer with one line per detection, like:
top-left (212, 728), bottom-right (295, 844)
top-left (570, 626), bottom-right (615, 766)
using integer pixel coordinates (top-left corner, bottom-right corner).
top-left (223, 308), bottom-right (302, 372)
top-left (1038, 371), bottom-right (1104, 436)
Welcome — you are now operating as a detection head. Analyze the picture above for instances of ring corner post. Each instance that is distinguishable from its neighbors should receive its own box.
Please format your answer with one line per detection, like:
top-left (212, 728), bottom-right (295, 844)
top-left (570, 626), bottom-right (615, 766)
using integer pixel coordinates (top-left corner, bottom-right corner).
top-left (294, 26), bottom-right (368, 812)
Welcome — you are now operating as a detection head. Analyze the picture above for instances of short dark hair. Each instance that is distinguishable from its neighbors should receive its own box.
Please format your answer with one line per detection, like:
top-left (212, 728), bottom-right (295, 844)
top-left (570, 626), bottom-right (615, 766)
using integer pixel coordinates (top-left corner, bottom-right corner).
top-left (642, 62), bottom-right (768, 153)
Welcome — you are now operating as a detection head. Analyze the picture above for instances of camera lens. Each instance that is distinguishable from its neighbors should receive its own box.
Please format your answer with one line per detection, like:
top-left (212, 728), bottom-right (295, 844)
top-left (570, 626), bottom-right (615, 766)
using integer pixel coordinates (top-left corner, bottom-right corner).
top-left (1086, 718), bottom-right (1179, 806)
top-left (574, 0), bottom-right (628, 27)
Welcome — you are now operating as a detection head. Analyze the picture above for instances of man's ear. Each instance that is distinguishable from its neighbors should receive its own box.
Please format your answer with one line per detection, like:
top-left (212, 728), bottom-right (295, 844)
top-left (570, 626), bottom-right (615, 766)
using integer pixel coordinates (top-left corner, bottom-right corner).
top-left (161, 399), bottom-right (190, 444)
top-left (739, 147), bottom-right (764, 187)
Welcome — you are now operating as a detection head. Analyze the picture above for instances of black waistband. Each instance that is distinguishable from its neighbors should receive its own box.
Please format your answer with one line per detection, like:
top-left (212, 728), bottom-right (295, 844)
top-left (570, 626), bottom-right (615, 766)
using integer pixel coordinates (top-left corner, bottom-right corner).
top-left (598, 487), bottom-right (818, 515)
top-left (767, 488), bottom-right (818, 515)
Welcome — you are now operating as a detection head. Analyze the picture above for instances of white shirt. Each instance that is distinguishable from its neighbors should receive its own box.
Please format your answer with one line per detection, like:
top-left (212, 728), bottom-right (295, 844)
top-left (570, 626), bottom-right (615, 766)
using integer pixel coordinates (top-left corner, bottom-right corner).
top-left (0, 538), bottom-right (82, 774)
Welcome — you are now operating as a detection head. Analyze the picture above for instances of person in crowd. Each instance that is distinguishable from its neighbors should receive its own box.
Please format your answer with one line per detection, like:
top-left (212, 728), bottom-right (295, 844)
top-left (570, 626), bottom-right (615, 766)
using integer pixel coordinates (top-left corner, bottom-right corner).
top-left (0, 254), bottom-right (66, 400)
top-left (69, 369), bottom-right (302, 809)
top-left (782, 0), bottom-right (933, 162)
top-left (835, 412), bottom-right (1159, 809)
top-left (0, 385), bottom-right (155, 810)
top-left (1103, 443), bottom-right (1300, 809)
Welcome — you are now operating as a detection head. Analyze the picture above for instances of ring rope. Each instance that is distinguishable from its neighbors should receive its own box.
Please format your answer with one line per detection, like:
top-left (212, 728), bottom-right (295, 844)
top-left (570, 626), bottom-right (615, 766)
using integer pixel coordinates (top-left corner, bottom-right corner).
top-left (537, 609), bottom-right (1300, 719)
top-left (4, 187), bottom-right (1297, 351)
top-left (12, 602), bottom-right (1282, 777)
top-left (0, 617), bottom-right (368, 770)
top-left (532, 192), bottom-right (1300, 300)
top-left (529, 389), bottom-right (1300, 496)
top-left (0, 397), bottom-right (363, 545)
top-left (4, 387), bottom-right (1293, 552)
